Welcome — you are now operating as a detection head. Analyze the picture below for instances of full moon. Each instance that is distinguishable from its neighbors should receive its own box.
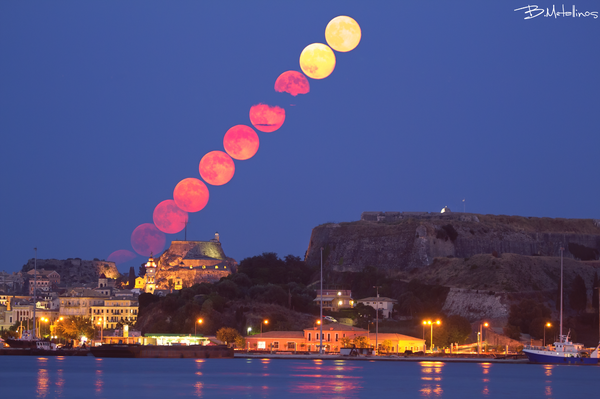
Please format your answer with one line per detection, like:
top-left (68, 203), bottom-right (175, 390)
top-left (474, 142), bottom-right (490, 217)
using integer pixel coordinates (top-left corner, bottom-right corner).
top-left (131, 223), bottom-right (166, 257)
top-left (107, 249), bottom-right (137, 265)
top-left (173, 178), bottom-right (209, 213)
top-left (199, 151), bottom-right (235, 185)
top-left (299, 43), bottom-right (336, 80)
top-left (325, 16), bottom-right (361, 52)
top-left (274, 71), bottom-right (310, 96)
top-left (153, 199), bottom-right (188, 234)
top-left (223, 125), bottom-right (259, 160)
top-left (249, 104), bottom-right (286, 133)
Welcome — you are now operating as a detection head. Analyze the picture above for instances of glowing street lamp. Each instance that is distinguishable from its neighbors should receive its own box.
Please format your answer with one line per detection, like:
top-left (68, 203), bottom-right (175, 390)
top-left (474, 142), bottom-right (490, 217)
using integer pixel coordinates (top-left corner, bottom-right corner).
top-left (423, 320), bottom-right (441, 352)
top-left (544, 322), bottom-right (552, 347)
top-left (195, 318), bottom-right (203, 335)
top-left (261, 319), bottom-right (269, 335)
top-left (97, 318), bottom-right (104, 342)
top-left (478, 322), bottom-right (489, 354)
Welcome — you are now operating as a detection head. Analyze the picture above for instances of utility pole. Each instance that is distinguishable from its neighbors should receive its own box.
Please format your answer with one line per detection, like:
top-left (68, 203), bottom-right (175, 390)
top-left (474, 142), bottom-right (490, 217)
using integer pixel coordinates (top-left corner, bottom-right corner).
top-left (374, 285), bottom-right (382, 355)
top-left (33, 248), bottom-right (37, 339)
top-left (320, 247), bottom-right (324, 355)
top-left (560, 246), bottom-right (564, 342)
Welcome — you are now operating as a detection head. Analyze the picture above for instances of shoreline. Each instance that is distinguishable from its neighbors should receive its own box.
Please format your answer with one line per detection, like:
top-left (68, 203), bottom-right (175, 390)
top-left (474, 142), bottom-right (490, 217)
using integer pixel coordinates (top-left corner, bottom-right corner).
top-left (234, 352), bottom-right (530, 364)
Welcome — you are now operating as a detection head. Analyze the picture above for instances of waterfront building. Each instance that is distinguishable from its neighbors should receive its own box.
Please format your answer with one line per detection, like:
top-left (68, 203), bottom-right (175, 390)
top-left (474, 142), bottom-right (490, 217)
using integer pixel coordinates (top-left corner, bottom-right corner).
top-left (245, 322), bottom-right (426, 354)
top-left (59, 289), bottom-right (107, 318)
top-left (90, 297), bottom-right (139, 330)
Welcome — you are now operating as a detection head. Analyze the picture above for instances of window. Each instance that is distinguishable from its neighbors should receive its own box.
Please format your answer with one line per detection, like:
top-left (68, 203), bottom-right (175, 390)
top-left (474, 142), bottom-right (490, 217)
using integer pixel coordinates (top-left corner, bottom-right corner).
top-left (308, 333), bottom-right (311, 341)
top-left (272, 342), bottom-right (279, 349)
top-left (258, 341), bottom-right (266, 349)
top-left (335, 334), bottom-right (339, 342)
top-left (287, 342), bottom-right (295, 350)
top-left (327, 333), bottom-right (331, 342)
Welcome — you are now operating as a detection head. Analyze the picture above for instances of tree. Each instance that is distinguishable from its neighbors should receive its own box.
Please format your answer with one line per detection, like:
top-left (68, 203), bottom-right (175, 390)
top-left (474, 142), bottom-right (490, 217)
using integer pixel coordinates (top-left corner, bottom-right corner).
top-left (234, 335), bottom-right (246, 349)
top-left (437, 315), bottom-right (472, 346)
top-left (507, 299), bottom-right (551, 335)
top-left (138, 263), bottom-right (146, 278)
top-left (353, 335), bottom-right (369, 348)
top-left (55, 316), bottom-right (95, 340)
top-left (340, 337), bottom-right (352, 348)
top-left (216, 327), bottom-right (241, 347)
top-left (381, 339), bottom-right (393, 354)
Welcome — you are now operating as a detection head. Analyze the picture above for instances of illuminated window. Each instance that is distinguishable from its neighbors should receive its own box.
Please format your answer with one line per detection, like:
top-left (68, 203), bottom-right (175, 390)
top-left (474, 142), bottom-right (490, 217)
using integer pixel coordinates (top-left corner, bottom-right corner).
top-left (215, 266), bottom-right (218, 269)
top-left (258, 341), bottom-right (266, 349)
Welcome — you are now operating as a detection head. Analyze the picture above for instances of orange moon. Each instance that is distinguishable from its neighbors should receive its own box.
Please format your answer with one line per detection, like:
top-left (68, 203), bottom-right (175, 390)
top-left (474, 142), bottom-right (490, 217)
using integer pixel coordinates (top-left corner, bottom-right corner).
top-left (199, 150), bottom-right (235, 185)
top-left (107, 249), bottom-right (137, 265)
top-left (274, 71), bottom-right (310, 96)
top-left (325, 16), bottom-right (361, 52)
top-left (173, 178), bottom-right (209, 213)
top-left (153, 199), bottom-right (188, 234)
top-left (223, 125), bottom-right (259, 160)
top-left (299, 43), bottom-right (336, 79)
top-left (131, 223), bottom-right (166, 257)
top-left (249, 103), bottom-right (285, 133)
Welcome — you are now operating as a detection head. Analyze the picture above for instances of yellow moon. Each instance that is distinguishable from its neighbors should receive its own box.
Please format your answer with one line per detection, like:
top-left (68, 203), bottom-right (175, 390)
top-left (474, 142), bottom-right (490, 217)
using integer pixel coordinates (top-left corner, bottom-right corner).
top-left (325, 16), bottom-right (361, 52)
top-left (299, 43), bottom-right (336, 80)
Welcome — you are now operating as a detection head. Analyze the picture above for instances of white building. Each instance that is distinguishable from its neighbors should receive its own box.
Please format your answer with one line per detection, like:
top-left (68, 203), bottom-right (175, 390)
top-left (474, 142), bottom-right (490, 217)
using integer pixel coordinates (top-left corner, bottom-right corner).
top-left (356, 296), bottom-right (397, 319)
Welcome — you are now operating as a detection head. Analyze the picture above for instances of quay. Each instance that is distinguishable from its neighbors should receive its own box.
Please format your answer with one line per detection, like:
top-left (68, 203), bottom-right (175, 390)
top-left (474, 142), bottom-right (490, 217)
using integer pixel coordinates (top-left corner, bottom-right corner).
top-left (234, 352), bottom-right (530, 364)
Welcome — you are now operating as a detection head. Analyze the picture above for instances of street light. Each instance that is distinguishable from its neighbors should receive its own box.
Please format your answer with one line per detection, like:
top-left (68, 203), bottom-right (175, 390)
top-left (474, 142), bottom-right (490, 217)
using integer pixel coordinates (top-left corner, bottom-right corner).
top-left (261, 319), bottom-right (268, 335)
top-left (247, 327), bottom-right (252, 335)
top-left (195, 318), bottom-right (203, 335)
top-left (544, 322), bottom-right (551, 347)
top-left (423, 320), bottom-right (441, 352)
top-left (97, 318), bottom-right (104, 343)
top-left (478, 322), bottom-right (489, 354)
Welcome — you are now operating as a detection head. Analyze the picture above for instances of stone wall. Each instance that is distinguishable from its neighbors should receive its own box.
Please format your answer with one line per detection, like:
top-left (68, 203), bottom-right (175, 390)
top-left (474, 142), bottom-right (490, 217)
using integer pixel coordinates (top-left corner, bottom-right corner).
top-left (22, 258), bottom-right (119, 286)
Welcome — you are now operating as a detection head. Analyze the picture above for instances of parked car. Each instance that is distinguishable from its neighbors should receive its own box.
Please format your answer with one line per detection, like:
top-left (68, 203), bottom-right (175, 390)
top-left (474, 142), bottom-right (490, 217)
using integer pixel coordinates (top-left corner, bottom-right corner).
top-left (324, 316), bottom-right (337, 323)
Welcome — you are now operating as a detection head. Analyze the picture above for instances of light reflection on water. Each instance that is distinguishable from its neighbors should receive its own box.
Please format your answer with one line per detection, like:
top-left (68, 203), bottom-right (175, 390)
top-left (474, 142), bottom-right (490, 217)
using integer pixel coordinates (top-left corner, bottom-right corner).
top-left (419, 361), bottom-right (444, 396)
top-left (5, 357), bottom-right (599, 398)
top-left (481, 362), bottom-right (491, 396)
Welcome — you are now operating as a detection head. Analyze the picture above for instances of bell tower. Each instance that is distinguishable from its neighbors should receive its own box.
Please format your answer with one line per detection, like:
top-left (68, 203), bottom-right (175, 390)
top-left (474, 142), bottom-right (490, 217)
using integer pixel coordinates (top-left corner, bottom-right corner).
top-left (144, 254), bottom-right (157, 294)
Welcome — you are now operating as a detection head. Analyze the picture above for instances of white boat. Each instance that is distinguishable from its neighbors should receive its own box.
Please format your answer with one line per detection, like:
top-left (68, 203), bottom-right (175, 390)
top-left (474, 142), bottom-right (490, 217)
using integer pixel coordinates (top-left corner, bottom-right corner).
top-left (523, 247), bottom-right (599, 365)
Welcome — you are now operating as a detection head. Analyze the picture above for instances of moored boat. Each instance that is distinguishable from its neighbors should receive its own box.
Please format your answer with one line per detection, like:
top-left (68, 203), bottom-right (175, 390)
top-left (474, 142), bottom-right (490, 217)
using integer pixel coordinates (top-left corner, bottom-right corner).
top-left (523, 334), bottom-right (599, 365)
top-left (522, 247), bottom-right (600, 365)
top-left (90, 343), bottom-right (233, 359)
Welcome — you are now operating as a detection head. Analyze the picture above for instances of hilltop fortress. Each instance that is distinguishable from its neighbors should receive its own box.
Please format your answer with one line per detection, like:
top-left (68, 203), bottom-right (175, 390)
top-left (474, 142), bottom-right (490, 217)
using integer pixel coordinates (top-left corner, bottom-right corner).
top-left (138, 233), bottom-right (237, 293)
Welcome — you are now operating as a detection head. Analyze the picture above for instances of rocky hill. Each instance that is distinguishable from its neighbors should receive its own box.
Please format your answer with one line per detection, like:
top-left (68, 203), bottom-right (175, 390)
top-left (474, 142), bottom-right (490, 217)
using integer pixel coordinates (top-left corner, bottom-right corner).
top-left (305, 212), bottom-right (600, 323)
top-left (305, 212), bottom-right (600, 274)
top-left (22, 258), bottom-right (120, 286)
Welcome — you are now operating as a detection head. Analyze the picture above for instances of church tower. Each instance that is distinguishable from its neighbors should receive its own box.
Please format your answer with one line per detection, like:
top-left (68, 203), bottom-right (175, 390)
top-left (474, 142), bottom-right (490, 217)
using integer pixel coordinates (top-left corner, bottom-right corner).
top-left (144, 254), bottom-right (157, 294)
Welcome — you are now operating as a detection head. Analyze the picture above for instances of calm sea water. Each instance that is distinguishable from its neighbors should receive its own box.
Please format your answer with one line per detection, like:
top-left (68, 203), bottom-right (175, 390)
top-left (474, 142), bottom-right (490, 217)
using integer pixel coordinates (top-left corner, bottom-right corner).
top-left (0, 356), bottom-right (598, 398)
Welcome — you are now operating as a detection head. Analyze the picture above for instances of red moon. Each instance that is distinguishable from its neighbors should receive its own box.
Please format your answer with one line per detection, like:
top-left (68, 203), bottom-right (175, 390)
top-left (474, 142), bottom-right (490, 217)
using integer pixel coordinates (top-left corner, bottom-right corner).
top-left (107, 249), bottom-right (137, 265)
top-left (274, 71), bottom-right (310, 96)
top-left (249, 103), bottom-right (285, 133)
top-left (153, 199), bottom-right (188, 234)
top-left (223, 125), bottom-right (259, 160)
top-left (173, 178), bottom-right (209, 213)
top-left (199, 151), bottom-right (235, 186)
top-left (131, 223), bottom-right (166, 257)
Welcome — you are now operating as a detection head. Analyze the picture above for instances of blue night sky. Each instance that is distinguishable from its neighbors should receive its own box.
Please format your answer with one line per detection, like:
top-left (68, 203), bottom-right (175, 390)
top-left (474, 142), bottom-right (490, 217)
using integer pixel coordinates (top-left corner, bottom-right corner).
top-left (1, 1), bottom-right (599, 274)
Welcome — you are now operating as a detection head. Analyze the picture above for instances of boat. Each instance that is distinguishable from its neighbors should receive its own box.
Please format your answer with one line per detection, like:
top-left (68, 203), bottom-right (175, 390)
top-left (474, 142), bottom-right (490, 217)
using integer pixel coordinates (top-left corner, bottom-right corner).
top-left (523, 247), bottom-right (600, 365)
top-left (5, 330), bottom-right (45, 349)
top-left (523, 331), bottom-right (599, 365)
top-left (90, 343), bottom-right (234, 359)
